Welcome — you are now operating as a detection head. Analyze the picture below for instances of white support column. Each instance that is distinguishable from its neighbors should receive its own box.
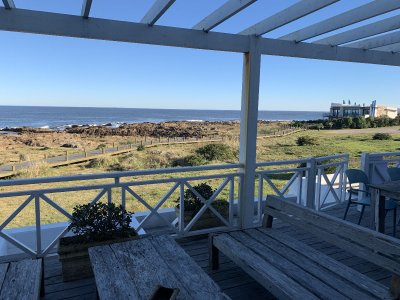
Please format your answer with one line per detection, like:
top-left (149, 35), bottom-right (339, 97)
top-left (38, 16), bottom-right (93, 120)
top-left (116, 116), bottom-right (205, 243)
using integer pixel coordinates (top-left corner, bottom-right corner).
top-left (239, 36), bottom-right (261, 229)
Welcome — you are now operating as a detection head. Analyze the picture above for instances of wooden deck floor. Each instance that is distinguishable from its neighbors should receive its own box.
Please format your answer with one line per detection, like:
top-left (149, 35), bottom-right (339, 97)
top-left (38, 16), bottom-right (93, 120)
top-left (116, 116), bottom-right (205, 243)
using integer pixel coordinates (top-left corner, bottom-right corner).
top-left (41, 203), bottom-right (395, 299)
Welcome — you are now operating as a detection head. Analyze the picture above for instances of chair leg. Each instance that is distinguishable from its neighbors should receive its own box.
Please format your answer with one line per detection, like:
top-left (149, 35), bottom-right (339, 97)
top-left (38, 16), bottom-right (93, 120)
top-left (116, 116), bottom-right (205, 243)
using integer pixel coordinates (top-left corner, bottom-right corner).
top-left (358, 205), bottom-right (366, 225)
top-left (343, 200), bottom-right (352, 220)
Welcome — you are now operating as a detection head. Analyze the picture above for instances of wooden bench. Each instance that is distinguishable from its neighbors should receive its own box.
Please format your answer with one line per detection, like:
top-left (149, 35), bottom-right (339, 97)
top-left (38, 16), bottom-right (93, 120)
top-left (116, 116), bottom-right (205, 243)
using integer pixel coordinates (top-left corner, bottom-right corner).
top-left (89, 235), bottom-right (229, 300)
top-left (210, 196), bottom-right (400, 299)
top-left (0, 259), bottom-right (42, 300)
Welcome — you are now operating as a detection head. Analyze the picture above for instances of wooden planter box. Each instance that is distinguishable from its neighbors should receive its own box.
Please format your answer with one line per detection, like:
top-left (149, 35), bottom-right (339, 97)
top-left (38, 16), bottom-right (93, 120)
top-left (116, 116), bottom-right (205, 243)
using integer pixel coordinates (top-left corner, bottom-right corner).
top-left (58, 235), bottom-right (139, 281)
top-left (176, 205), bottom-right (229, 231)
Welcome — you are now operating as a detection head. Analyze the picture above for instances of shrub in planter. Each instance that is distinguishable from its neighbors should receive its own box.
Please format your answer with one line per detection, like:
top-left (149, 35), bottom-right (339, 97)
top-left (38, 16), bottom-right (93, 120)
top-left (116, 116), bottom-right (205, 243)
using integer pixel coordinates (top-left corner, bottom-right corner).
top-left (175, 183), bottom-right (229, 230)
top-left (58, 203), bottom-right (137, 281)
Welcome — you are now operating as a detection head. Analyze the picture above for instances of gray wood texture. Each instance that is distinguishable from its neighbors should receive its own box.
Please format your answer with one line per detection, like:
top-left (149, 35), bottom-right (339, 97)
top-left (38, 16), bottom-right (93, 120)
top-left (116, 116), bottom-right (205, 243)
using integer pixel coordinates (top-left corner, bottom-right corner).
top-left (89, 235), bottom-right (226, 300)
top-left (264, 196), bottom-right (400, 274)
top-left (0, 259), bottom-right (42, 300)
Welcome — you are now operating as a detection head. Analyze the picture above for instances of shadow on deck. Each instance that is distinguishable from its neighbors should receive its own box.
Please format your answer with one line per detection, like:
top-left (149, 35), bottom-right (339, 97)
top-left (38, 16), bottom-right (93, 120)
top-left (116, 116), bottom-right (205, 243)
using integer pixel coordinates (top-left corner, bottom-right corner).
top-left (41, 203), bottom-right (394, 299)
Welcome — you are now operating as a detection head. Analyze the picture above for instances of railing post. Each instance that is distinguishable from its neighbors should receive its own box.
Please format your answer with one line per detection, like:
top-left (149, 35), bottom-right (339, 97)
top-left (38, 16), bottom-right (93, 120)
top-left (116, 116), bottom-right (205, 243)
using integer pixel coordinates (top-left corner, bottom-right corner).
top-left (35, 195), bottom-right (42, 257)
top-left (306, 158), bottom-right (316, 209)
top-left (179, 182), bottom-right (185, 234)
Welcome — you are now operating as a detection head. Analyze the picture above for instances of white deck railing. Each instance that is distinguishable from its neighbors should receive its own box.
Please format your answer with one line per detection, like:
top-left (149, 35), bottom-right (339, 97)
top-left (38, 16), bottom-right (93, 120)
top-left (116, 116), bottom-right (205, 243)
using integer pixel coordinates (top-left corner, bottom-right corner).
top-left (0, 154), bottom-right (350, 258)
top-left (361, 152), bottom-right (400, 184)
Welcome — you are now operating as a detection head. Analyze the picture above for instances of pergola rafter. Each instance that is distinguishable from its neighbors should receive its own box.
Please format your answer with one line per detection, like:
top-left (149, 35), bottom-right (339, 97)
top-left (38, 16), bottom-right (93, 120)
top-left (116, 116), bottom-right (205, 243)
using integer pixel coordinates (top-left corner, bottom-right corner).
top-left (315, 15), bottom-right (400, 46)
top-left (81, 0), bottom-right (93, 19)
top-left (1, 0), bottom-right (14, 9)
top-left (280, 0), bottom-right (400, 42)
top-left (239, 0), bottom-right (338, 36)
top-left (140, 0), bottom-right (175, 26)
top-left (192, 0), bottom-right (256, 32)
top-left (346, 30), bottom-right (400, 50)
top-left (1, 0), bottom-right (400, 227)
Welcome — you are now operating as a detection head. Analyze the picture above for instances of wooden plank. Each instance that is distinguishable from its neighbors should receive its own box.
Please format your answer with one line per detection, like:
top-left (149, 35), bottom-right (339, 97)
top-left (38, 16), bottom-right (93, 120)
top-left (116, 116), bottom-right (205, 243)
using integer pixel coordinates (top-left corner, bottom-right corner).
top-left (213, 233), bottom-right (320, 300)
top-left (265, 196), bottom-right (400, 257)
top-left (229, 230), bottom-right (353, 299)
top-left (88, 245), bottom-right (140, 299)
top-left (264, 205), bottom-right (400, 274)
top-left (260, 228), bottom-right (391, 299)
top-left (148, 235), bottom-right (225, 299)
top-left (0, 263), bottom-right (8, 291)
top-left (244, 229), bottom-right (380, 299)
top-left (0, 259), bottom-right (42, 300)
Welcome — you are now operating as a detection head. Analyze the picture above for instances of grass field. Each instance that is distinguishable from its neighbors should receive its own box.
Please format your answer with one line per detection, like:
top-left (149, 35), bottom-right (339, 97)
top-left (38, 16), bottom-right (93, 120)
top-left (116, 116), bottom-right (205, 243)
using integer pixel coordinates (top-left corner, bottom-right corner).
top-left (0, 126), bottom-right (399, 228)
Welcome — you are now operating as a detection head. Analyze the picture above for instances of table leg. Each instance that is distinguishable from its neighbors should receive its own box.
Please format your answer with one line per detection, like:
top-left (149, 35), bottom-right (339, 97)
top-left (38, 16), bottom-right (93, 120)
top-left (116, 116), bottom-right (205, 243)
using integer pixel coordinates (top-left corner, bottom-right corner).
top-left (372, 188), bottom-right (385, 233)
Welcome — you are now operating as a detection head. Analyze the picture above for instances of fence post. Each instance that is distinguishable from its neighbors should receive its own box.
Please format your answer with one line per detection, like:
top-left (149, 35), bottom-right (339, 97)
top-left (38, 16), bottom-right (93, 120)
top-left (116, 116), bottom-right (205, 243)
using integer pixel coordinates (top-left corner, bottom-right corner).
top-left (306, 158), bottom-right (316, 209)
top-left (65, 151), bottom-right (69, 161)
top-left (84, 150), bottom-right (88, 158)
top-left (102, 148), bottom-right (105, 154)
top-left (12, 165), bottom-right (16, 172)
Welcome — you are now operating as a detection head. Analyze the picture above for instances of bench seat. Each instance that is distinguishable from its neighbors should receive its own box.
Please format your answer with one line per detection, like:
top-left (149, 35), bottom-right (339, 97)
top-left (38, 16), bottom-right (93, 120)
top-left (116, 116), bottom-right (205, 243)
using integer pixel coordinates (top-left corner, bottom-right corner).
top-left (0, 259), bottom-right (42, 300)
top-left (210, 196), bottom-right (400, 299)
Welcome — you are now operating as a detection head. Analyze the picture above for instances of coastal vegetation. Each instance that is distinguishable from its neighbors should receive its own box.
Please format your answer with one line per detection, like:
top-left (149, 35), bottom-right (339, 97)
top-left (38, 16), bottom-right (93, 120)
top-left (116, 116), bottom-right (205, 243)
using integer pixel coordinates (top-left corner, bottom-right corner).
top-left (292, 115), bottom-right (400, 130)
top-left (0, 121), bottom-right (399, 227)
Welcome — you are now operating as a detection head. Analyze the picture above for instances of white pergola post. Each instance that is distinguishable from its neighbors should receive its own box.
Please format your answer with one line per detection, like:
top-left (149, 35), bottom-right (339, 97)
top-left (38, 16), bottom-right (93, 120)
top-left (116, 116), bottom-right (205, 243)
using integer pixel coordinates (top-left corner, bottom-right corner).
top-left (239, 36), bottom-right (261, 228)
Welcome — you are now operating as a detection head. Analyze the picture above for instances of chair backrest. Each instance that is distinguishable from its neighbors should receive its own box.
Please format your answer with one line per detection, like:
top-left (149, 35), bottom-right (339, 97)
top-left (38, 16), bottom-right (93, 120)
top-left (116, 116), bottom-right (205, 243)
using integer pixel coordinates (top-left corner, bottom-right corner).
top-left (345, 169), bottom-right (369, 189)
top-left (388, 167), bottom-right (400, 181)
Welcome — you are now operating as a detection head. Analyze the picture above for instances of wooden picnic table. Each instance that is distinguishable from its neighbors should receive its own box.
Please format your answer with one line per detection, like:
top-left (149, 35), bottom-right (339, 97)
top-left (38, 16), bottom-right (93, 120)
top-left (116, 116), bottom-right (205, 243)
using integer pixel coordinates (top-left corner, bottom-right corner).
top-left (370, 180), bottom-right (400, 233)
top-left (88, 235), bottom-right (228, 300)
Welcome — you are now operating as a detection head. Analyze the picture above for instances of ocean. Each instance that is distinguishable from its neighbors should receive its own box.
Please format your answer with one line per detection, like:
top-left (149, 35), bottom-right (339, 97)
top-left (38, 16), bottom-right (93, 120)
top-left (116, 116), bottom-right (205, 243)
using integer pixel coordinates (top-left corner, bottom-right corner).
top-left (0, 106), bottom-right (325, 130)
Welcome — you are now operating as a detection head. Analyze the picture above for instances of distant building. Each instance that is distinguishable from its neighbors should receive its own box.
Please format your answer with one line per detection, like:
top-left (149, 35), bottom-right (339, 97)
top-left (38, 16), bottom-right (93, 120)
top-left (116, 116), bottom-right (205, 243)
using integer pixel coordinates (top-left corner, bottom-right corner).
top-left (327, 100), bottom-right (398, 119)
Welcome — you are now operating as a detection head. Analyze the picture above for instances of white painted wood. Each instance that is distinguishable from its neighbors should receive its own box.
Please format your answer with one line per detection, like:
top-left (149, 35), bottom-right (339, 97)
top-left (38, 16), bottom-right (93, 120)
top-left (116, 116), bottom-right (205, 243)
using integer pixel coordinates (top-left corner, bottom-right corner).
top-left (259, 37), bottom-right (400, 67)
top-left (239, 0), bottom-right (338, 36)
top-left (280, 0), bottom-right (400, 42)
top-left (346, 30), bottom-right (400, 50)
top-left (374, 42), bottom-right (400, 53)
top-left (1, 8), bottom-right (400, 66)
top-left (140, 0), bottom-right (175, 26)
top-left (315, 15), bottom-right (400, 46)
top-left (239, 36), bottom-right (261, 228)
top-left (193, 0), bottom-right (256, 32)
top-left (81, 0), bottom-right (92, 18)
top-left (1, 0), bottom-right (14, 9)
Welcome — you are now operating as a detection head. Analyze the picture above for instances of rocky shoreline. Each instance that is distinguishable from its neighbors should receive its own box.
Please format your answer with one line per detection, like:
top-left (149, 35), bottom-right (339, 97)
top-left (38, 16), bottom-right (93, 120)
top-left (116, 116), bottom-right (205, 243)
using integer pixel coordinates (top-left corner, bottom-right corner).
top-left (1, 120), bottom-right (277, 138)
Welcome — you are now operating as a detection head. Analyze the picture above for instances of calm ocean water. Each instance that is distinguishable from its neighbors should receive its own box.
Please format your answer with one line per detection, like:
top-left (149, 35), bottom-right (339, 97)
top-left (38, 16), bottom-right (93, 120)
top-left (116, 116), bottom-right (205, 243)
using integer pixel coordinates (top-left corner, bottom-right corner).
top-left (0, 106), bottom-right (325, 129)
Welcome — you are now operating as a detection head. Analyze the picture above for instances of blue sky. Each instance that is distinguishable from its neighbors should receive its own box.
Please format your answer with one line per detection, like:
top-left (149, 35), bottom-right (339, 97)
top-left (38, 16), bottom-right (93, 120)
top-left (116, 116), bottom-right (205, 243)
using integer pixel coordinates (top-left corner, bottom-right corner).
top-left (1, 0), bottom-right (399, 111)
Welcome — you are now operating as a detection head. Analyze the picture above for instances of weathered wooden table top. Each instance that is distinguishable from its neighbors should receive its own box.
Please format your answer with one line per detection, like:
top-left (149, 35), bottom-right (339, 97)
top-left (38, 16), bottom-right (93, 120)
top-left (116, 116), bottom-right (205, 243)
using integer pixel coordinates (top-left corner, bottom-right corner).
top-left (370, 180), bottom-right (400, 200)
top-left (89, 235), bottom-right (227, 300)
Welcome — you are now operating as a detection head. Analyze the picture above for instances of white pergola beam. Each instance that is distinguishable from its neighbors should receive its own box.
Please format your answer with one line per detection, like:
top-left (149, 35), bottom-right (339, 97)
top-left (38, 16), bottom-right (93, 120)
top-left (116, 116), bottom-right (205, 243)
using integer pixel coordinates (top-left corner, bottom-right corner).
top-left (281, 0), bottom-right (400, 42)
top-left (259, 38), bottom-right (400, 67)
top-left (2, 0), bottom-right (15, 9)
top-left (315, 15), bottom-right (400, 46)
top-left (81, 0), bottom-right (92, 18)
top-left (193, 0), bottom-right (256, 32)
top-left (345, 30), bottom-right (400, 50)
top-left (141, 0), bottom-right (175, 26)
top-left (374, 42), bottom-right (400, 53)
top-left (1, 8), bottom-right (400, 66)
top-left (239, 0), bottom-right (338, 36)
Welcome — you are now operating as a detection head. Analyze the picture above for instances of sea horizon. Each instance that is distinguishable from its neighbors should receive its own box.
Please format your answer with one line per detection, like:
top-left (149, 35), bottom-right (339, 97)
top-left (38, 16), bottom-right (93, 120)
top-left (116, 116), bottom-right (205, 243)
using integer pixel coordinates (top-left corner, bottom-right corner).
top-left (0, 105), bottom-right (326, 130)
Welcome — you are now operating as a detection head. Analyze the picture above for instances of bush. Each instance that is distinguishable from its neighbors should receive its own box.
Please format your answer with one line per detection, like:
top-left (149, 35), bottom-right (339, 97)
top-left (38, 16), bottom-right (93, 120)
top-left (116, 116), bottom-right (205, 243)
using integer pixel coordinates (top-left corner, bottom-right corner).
top-left (96, 144), bottom-right (107, 150)
top-left (86, 157), bottom-right (116, 169)
top-left (372, 133), bottom-right (392, 140)
top-left (173, 154), bottom-right (208, 167)
top-left (176, 183), bottom-right (214, 212)
top-left (137, 144), bottom-right (145, 151)
top-left (195, 143), bottom-right (234, 161)
top-left (68, 203), bottom-right (135, 243)
top-left (296, 136), bottom-right (317, 146)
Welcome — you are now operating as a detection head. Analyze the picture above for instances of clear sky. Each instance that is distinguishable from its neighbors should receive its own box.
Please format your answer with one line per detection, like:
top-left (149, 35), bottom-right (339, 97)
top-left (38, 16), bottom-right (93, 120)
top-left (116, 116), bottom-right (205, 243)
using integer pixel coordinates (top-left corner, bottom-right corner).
top-left (1, 0), bottom-right (399, 111)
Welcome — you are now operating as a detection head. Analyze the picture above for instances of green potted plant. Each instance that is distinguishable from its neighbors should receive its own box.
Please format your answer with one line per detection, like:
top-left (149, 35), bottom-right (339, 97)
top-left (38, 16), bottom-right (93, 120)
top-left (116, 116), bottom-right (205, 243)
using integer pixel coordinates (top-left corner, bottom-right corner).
top-left (175, 183), bottom-right (229, 231)
top-left (58, 202), bottom-right (137, 281)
